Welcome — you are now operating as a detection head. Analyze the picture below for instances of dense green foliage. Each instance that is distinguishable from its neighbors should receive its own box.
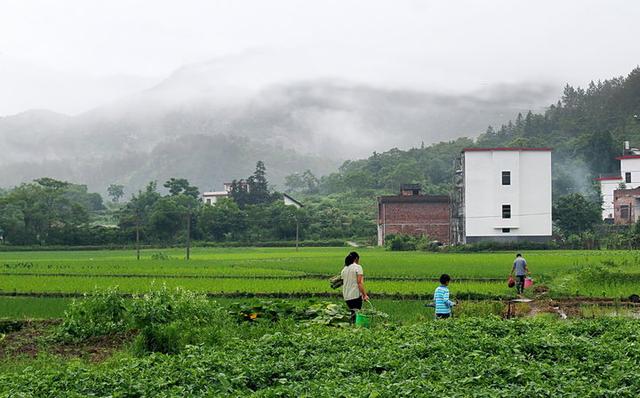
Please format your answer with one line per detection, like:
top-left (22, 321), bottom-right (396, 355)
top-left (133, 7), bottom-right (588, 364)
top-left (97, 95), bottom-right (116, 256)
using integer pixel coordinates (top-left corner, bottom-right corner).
top-left (384, 234), bottom-right (441, 251)
top-left (56, 288), bottom-right (128, 341)
top-left (316, 141), bottom-right (473, 196)
top-left (51, 286), bottom-right (226, 354)
top-left (4, 316), bottom-right (640, 396)
top-left (106, 184), bottom-right (125, 203)
top-left (552, 193), bottom-right (602, 236)
top-left (114, 163), bottom-right (375, 245)
top-left (0, 178), bottom-right (105, 245)
top-left (0, 160), bottom-right (375, 246)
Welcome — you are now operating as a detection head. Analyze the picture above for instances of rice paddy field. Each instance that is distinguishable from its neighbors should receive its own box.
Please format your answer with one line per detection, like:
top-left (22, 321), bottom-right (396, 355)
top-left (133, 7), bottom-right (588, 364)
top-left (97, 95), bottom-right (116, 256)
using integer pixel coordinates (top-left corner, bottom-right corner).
top-left (4, 247), bottom-right (640, 396)
top-left (1, 247), bottom-right (640, 318)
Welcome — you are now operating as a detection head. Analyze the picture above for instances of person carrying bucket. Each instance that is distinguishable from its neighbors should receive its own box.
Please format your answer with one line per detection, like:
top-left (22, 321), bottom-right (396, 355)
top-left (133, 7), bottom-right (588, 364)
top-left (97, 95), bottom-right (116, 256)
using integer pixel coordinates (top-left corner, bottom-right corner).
top-left (341, 251), bottom-right (369, 324)
top-left (434, 274), bottom-right (455, 319)
top-left (510, 253), bottom-right (530, 295)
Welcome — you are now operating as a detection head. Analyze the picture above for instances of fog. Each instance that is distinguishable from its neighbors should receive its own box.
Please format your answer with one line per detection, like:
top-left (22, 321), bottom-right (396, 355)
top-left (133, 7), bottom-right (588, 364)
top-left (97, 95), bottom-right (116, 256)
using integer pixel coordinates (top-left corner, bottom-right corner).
top-left (1, 0), bottom-right (639, 191)
top-left (3, 0), bottom-right (640, 115)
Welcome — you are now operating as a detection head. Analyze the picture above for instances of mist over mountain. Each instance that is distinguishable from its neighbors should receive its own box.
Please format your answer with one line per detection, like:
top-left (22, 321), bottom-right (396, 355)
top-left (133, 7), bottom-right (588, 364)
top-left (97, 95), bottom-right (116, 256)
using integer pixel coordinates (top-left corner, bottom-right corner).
top-left (0, 58), bottom-right (557, 195)
top-left (0, 52), bottom-right (159, 116)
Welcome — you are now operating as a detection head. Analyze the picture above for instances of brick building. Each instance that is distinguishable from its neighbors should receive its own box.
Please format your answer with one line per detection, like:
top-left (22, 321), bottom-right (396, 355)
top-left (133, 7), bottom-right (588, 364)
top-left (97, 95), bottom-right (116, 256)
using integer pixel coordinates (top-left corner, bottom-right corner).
top-left (613, 187), bottom-right (640, 225)
top-left (377, 185), bottom-right (450, 246)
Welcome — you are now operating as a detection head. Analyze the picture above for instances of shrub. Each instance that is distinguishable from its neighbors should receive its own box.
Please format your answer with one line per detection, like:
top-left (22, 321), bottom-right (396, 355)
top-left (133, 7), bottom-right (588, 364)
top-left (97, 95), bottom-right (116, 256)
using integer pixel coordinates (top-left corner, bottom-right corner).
top-left (385, 234), bottom-right (427, 251)
top-left (130, 285), bottom-right (216, 327)
top-left (130, 285), bottom-right (223, 353)
top-left (150, 251), bottom-right (171, 260)
top-left (443, 240), bottom-right (559, 252)
top-left (132, 320), bottom-right (225, 355)
top-left (56, 287), bottom-right (128, 341)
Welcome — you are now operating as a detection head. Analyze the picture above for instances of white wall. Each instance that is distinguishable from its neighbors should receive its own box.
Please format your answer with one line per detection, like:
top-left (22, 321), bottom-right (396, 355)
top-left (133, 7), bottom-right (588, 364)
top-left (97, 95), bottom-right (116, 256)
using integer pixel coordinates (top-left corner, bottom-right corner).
top-left (202, 192), bottom-right (228, 205)
top-left (464, 150), bottom-right (552, 239)
top-left (599, 179), bottom-right (621, 219)
top-left (620, 158), bottom-right (640, 187)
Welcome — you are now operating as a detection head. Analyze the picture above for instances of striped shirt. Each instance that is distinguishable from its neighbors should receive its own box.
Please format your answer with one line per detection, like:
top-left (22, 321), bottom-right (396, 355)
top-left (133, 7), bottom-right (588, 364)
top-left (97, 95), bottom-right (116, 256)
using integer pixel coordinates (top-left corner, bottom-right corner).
top-left (434, 285), bottom-right (454, 315)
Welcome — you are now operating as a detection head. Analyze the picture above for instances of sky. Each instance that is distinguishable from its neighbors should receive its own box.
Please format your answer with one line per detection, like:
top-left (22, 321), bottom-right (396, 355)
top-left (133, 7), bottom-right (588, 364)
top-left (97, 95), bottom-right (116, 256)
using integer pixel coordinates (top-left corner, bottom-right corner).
top-left (1, 0), bottom-right (639, 116)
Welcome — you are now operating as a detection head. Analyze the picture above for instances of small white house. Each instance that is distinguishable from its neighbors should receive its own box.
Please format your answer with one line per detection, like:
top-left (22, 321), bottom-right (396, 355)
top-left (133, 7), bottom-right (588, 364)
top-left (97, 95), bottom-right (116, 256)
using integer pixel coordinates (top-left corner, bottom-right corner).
top-left (461, 147), bottom-right (552, 242)
top-left (202, 191), bottom-right (229, 205)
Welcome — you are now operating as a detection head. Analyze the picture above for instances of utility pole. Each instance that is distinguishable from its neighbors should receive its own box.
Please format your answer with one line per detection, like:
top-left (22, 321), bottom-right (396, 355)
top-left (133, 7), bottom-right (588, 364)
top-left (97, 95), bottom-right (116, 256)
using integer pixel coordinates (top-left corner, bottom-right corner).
top-left (282, 194), bottom-right (303, 252)
top-left (135, 214), bottom-right (140, 261)
top-left (185, 209), bottom-right (191, 260)
top-left (295, 215), bottom-right (299, 252)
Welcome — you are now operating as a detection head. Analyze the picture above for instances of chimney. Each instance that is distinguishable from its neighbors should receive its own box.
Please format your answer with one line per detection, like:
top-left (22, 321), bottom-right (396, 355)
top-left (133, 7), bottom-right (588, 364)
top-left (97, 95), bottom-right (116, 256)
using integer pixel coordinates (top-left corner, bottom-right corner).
top-left (625, 141), bottom-right (630, 152)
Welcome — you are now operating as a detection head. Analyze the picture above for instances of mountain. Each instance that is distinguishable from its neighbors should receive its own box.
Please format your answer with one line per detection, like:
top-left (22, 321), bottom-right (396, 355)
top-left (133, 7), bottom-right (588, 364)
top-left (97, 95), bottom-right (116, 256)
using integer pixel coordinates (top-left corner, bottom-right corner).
top-left (0, 58), bottom-right (557, 194)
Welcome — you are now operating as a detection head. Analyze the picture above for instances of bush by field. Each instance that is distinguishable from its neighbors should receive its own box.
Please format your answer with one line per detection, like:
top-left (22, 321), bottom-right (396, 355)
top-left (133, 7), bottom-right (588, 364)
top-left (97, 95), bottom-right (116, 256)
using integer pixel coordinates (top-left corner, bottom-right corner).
top-left (54, 286), bottom-right (226, 353)
top-left (55, 288), bottom-right (128, 341)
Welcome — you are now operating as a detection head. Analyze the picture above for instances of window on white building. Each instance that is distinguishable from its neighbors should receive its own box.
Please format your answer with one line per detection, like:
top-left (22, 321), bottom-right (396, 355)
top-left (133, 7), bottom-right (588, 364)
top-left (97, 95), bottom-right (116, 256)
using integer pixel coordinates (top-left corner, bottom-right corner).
top-left (626, 172), bottom-right (632, 183)
top-left (502, 204), bottom-right (511, 219)
top-left (502, 228), bottom-right (510, 233)
top-left (501, 171), bottom-right (511, 185)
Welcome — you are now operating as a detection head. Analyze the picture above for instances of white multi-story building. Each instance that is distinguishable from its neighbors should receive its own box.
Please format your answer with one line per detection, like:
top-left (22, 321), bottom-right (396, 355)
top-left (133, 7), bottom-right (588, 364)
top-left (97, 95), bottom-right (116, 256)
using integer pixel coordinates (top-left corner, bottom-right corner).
top-left (597, 143), bottom-right (640, 220)
top-left (457, 148), bottom-right (553, 243)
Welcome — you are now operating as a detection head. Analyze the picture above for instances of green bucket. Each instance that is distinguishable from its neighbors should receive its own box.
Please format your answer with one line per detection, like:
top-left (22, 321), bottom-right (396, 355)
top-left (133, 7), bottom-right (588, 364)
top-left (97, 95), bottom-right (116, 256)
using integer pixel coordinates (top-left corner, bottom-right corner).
top-left (355, 301), bottom-right (374, 328)
top-left (355, 312), bottom-right (371, 328)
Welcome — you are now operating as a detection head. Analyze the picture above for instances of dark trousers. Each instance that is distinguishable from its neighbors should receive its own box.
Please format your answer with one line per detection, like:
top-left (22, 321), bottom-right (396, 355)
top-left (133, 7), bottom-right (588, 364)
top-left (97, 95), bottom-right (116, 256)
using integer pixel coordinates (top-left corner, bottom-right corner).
top-left (435, 313), bottom-right (451, 319)
top-left (516, 275), bottom-right (526, 294)
top-left (346, 297), bottom-right (363, 324)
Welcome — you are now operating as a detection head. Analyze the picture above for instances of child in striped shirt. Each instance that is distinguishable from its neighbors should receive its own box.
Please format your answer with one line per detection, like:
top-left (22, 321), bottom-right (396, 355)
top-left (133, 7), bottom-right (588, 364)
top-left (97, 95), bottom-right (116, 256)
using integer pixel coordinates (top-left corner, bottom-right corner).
top-left (434, 274), bottom-right (455, 319)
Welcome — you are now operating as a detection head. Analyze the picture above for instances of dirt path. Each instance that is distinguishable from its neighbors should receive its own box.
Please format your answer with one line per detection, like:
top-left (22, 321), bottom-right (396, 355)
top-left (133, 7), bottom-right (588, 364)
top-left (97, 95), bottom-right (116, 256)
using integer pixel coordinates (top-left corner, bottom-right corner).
top-left (0, 320), bottom-right (135, 362)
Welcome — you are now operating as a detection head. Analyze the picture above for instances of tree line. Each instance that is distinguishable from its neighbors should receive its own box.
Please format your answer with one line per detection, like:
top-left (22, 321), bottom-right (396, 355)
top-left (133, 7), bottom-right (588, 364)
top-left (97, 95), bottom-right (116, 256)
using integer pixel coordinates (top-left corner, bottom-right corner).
top-left (0, 162), bottom-right (374, 246)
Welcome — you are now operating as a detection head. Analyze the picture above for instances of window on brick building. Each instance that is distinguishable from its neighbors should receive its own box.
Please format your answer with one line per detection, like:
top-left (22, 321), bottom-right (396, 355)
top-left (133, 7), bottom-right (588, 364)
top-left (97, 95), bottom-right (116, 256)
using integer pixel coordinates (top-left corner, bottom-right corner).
top-left (502, 171), bottom-right (511, 185)
top-left (626, 172), bottom-right (632, 183)
top-left (502, 204), bottom-right (511, 219)
top-left (621, 205), bottom-right (630, 220)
